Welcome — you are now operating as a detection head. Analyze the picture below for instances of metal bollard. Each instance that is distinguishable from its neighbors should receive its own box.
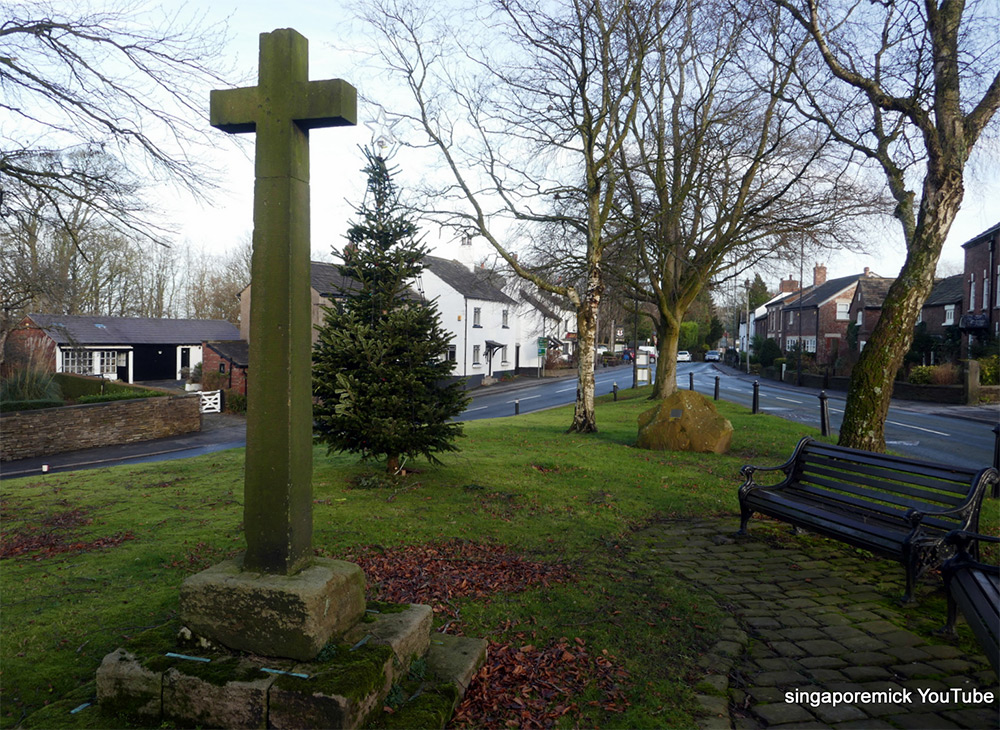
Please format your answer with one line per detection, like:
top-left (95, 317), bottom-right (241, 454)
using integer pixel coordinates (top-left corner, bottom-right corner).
top-left (613, 382), bottom-right (618, 401)
top-left (689, 372), bottom-right (694, 391)
top-left (819, 391), bottom-right (830, 437)
top-left (714, 375), bottom-right (720, 401)
top-left (515, 399), bottom-right (520, 415)
top-left (752, 380), bottom-right (760, 414)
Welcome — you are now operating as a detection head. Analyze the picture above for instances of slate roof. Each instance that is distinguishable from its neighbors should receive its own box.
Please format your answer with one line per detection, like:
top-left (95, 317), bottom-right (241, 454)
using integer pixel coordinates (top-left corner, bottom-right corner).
top-left (206, 340), bottom-right (249, 368)
top-left (924, 274), bottom-right (964, 307)
top-left (784, 273), bottom-right (866, 310)
top-left (25, 314), bottom-right (239, 346)
top-left (521, 288), bottom-right (561, 320)
top-left (960, 220), bottom-right (1000, 248)
top-left (422, 255), bottom-right (516, 304)
top-left (310, 261), bottom-right (361, 298)
top-left (855, 277), bottom-right (896, 308)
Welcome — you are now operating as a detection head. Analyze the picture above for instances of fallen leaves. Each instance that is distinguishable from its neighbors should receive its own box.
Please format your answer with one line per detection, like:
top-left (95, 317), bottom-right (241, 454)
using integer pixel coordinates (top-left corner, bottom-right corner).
top-left (342, 540), bottom-right (573, 623)
top-left (451, 636), bottom-right (630, 729)
top-left (0, 506), bottom-right (136, 559)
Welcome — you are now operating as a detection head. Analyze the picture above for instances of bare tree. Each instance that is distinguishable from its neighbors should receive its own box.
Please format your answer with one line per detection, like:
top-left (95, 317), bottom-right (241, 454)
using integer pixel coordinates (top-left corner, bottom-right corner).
top-left (769, 0), bottom-right (1000, 451)
top-left (360, 0), bottom-right (668, 432)
top-left (1, 0), bottom-right (233, 245)
top-left (613, 0), bottom-right (874, 399)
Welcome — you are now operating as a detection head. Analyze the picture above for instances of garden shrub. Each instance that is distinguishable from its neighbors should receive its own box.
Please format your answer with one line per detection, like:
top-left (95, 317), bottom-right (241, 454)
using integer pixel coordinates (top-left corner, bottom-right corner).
top-left (908, 366), bottom-right (933, 384)
top-left (1, 369), bottom-right (61, 402)
top-left (0, 398), bottom-right (65, 413)
top-left (979, 355), bottom-right (999, 386)
top-left (225, 389), bottom-right (247, 414)
top-left (930, 362), bottom-right (959, 385)
top-left (77, 390), bottom-right (165, 404)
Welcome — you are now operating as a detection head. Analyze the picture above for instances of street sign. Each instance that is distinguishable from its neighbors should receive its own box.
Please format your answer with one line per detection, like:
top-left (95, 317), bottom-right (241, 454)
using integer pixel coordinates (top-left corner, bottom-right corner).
top-left (537, 337), bottom-right (547, 356)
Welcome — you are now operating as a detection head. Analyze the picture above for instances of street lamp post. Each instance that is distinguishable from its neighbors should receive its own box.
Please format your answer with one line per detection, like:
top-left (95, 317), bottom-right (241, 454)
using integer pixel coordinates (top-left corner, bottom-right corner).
top-left (744, 279), bottom-right (751, 374)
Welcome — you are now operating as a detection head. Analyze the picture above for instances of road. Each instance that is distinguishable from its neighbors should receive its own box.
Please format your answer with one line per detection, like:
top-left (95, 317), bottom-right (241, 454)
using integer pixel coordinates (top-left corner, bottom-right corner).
top-left (464, 362), bottom-right (997, 470)
top-left (3, 363), bottom-right (994, 479)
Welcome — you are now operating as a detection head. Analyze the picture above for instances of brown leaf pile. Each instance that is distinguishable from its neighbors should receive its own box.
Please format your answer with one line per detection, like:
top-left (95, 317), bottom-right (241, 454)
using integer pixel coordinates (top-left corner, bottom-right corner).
top-left (0, 506), bottom-right (136, 560)
top-left (335, 540), bottom-right (630, 727)
top-left (342, 540), bottom-right (573, 622)
top-left (452, 637), bottom-right (630, 728)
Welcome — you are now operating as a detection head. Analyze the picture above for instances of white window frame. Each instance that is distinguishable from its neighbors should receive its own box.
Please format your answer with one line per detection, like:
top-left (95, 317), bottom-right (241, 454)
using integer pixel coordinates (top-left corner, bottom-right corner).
top-left (944, 304), bottom-right (955, 325)
top-left (856, 310), bottom-right (864, 326)
top-left (502, 309), bottom-right (509, 328)
top-left (473, 344), bottom-right (481, 365)
top-left (969, 275), bottom-right (976, 313)
top-left (836, 302), bottom-right (850, 320)
top-left (62, 349), bottom-right (92, 374)
top-left (473, 307), bottom-right (481, 327)
top-left (501, 345), bottom-right (509, 364)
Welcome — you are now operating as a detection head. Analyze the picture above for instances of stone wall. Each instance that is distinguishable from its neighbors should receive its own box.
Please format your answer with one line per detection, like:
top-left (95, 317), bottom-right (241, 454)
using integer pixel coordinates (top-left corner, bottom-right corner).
top-left (1, 394), bottom-right (201, 462)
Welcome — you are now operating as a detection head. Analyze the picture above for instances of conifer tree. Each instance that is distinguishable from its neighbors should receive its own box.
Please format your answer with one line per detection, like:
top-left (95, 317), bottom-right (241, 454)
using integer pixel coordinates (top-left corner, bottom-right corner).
top-left (313, 149), bottom-right (468, 473)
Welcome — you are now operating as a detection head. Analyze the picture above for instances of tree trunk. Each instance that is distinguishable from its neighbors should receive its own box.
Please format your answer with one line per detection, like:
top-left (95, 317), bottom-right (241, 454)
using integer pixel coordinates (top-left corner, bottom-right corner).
top-left (386, 454), bottom-right (400, 474)
top-left (651, 317), bottom-right (680, 399)
top-left (838, 178), bottom-right (963, 452)
top-left (570, 291), bottom-right (599, 433)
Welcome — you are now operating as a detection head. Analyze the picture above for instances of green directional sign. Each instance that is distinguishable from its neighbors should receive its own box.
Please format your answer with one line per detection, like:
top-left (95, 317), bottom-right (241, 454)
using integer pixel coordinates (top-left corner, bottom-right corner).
top-left (537, 337), bottom-right (547, 356)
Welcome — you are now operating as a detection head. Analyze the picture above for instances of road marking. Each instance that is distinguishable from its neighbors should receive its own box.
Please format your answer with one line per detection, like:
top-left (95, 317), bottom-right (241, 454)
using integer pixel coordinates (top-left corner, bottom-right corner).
top-left (465, 406), bottom-right (488, 412)
top-left (775, 396), bottom-right (803, 404)
top-left (556, 386), bottom-right (577, 392)
top-left (886, 420), bottom-right (950, 436)
top-left (507, 395), bottom-right (541, 403)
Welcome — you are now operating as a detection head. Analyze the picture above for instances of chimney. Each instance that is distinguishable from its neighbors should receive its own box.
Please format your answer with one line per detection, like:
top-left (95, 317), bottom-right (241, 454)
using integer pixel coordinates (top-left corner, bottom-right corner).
top-left (813, 264), bottom-right (827, 286)
top-left (779, 276), bottom-right (800, 293)
top-left (863, 267), bottom-right (870, 277)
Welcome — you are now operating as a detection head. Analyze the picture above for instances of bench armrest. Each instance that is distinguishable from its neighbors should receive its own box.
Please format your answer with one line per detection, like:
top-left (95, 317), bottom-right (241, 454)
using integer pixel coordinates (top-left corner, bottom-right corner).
top-left (905, 499), bottom-right (985, 527)
top-left (740, 437), bottom-right (811, 491)
top-left (943, 530), bottom-right (1000, 577)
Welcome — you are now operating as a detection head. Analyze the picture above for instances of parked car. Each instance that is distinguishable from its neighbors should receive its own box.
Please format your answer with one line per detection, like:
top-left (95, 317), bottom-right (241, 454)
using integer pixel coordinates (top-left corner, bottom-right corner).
top-left (704, 350), bottom-right (721, 362)
top-left (677, 350), bottom-right (691, 362)
top-left (638, 345), bottom-right (657, 363)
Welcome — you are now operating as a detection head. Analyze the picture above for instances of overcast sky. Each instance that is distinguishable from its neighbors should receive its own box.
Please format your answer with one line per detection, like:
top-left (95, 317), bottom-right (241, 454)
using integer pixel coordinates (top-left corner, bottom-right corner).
top-left (159, 0), bottom-right (999, 289)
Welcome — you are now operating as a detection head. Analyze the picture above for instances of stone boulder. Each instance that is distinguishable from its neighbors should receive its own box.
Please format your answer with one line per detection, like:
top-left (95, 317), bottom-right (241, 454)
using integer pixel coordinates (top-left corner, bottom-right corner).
top-left (637, 390), bottom-right (733, 454)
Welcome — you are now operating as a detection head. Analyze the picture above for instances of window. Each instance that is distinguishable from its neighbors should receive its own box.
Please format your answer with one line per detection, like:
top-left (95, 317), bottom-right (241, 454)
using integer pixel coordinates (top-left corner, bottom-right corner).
top-left (787, 311), bottom-right (795, 325)
top-left (856, 310), bottom-right (864, 326)
top-left (805, 338), bottom-right (816, 353)
top-left (63, 349), bottom-right (91, 374)
top-left (473, 307), bottom-right (481, 327)
top-left (944, 305), bottom-right (955, 325)
top-left (501, 345), bottom-right (508, 363)
top-left (836, 302), bottom-right (850, 320)
top-left (473, 345), bottom-right (481, 365)
top-left (502, 309), bottom-right (509, 328)
top-left (984, 269), bottom-right (989, 311)
top-left (917, 310), bottom-right (923, 325)
top-left (98, 351), bottom-right (118, 375)
top-left (446, 344), bottom-right (456, 362)
top-left (969, 275), bottom-right (976, 313)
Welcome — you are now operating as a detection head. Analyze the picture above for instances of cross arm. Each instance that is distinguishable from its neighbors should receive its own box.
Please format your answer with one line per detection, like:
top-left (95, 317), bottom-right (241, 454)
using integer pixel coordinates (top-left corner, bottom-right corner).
top-left (210, 86), bottom-right (259, 134)
top-left (292, 79), bottom-right (358, 129)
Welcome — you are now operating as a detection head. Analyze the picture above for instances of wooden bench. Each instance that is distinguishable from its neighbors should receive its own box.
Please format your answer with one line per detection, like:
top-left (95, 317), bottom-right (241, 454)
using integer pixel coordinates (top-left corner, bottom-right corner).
top-left (941, 530), bottom-right (999, 672)
top-left (737, 437), bottom-right (997, 602)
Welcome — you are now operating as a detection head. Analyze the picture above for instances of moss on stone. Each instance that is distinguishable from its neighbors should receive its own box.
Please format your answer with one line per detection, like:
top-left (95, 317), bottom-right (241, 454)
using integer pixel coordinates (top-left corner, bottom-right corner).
top-left (168, 656), bottom-right (264, 687)
top-left (364, 683), bottom-right (460, 729)
top-left (276, 642), bottom-right (393, 702)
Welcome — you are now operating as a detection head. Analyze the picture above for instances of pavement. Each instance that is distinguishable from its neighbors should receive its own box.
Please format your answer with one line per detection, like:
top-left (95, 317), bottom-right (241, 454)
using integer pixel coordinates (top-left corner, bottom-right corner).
top-left (633, 517), bottom-right (999, 730)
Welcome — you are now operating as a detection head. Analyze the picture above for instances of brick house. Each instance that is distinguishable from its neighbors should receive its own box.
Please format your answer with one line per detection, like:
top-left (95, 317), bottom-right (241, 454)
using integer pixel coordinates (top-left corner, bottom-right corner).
top-left (4, 314), bottom-right (239, 382)
top-left (848, 277), bottom-right (895, 352)
top-left (202, 340), bottom-right (249, 395)
top-left (776, 266), bottom-right (874, 365)
top-left (959, 220), bottom-right (1000, 356)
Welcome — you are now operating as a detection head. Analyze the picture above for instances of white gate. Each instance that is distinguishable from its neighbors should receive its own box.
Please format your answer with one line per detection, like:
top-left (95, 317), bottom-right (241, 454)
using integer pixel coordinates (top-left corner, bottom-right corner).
top-left (199, 390), bottom-right (222, 414)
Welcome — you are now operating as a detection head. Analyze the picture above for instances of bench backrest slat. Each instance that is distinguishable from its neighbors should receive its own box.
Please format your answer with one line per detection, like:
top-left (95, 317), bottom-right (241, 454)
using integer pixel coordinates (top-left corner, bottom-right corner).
top-left (803, 442), bottom-right (979, 485)
top-left (803, 454), bottom-right (974, 499)
top-left (800, 460), bottom-right (970, 510)
top-left (791, 483), bottom-right (968, 532)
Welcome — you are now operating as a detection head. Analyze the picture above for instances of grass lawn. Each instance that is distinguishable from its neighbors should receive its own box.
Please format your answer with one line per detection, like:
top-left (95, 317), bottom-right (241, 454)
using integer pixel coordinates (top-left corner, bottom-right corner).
top-left (2, 386), bottom-right (997, 728)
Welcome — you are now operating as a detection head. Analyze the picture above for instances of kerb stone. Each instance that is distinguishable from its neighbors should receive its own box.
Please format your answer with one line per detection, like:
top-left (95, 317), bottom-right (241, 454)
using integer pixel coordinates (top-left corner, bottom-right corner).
top-left (161, 658), bottom-right (275, 728)
top-left (179, 557), bottom-right (365, 660)
top-left (344, 603), bottom-right (432, 666)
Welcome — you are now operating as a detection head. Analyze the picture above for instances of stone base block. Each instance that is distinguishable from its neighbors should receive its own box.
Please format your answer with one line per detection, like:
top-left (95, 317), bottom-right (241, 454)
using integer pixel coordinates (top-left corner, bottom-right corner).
top-left (96, 649), bottom-right (162, 720)
top-left (345, 603), bottom-right (432, 667)
top-left (426, 633), bottom-right (489, 694)
top-left (179, 557), bottom-right (365, 660)
top-left (269, 643), bottom-right (396, 729)
top-left (162, 658), bottom-right (274, 729)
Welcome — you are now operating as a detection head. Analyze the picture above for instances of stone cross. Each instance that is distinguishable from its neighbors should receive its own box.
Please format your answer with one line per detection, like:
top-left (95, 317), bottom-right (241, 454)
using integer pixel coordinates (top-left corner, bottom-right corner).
top-left (210, 29), bottom-right (357, 575)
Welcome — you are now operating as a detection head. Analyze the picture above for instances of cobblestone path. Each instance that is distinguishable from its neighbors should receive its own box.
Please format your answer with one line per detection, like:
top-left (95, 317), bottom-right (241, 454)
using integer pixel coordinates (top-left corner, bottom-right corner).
top-left (633, 518), bottom-right (998, 729)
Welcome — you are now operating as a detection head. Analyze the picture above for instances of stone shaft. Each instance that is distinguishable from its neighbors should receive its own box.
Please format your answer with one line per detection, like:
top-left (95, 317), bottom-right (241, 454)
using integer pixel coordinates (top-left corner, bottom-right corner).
top-left (209, 28), bottom-right (356, 574)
